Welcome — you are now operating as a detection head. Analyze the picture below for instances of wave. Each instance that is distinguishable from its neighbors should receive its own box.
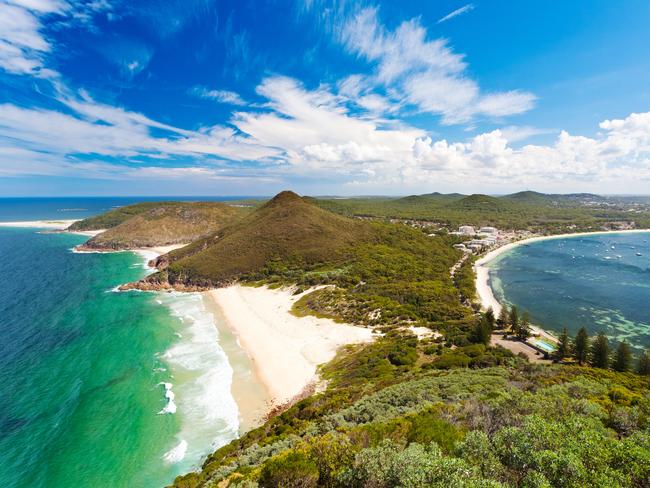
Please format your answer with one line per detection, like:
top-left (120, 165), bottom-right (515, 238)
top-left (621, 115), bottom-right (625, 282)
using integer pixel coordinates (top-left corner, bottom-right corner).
top-left (163, 440), bottom-right (188, 464)
top-left (158, 382), bottom-right (177, 415)
top-left (155, 293), bottom-right (240, 466)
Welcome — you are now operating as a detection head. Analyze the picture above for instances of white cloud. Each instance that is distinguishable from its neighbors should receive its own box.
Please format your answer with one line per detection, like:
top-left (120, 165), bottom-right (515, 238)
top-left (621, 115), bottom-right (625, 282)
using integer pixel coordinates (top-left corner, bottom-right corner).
top-left (3, 65), bottom-right (650, 193)
top-left (437, 4), bottom-right (475, 24)
top-left (191, 86), bottom-right (248, 106)
top-left (0, 0), bottom-right (114, 76)
top-left (339, 7), bottom-right (536, 124)
top-left (0, 1), bottom-right (58, 75)
top-left (410, 111), bottom-right (650, 187)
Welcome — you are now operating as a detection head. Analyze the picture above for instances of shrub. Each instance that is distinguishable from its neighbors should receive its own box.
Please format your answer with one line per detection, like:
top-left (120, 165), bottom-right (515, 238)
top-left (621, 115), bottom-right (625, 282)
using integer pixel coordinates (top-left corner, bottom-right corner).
top-left (258, 451), bottom-right (319, 488)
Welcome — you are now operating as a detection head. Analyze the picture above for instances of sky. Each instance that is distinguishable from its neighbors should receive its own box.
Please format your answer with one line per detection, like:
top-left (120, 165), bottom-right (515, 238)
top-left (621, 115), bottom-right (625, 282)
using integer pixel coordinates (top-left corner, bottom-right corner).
top-left (1, 0), bottom-right (650, 196)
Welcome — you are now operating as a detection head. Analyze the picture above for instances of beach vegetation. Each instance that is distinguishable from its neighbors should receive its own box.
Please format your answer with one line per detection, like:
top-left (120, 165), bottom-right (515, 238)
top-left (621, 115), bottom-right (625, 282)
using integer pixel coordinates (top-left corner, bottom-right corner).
top-left (171, 333), bottom-right (650, 488)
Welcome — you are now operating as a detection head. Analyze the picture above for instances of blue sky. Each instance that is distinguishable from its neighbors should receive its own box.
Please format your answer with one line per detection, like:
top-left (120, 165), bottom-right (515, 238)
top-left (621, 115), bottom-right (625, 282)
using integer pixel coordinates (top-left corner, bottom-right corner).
top-left (1, 0), bottom-right (650, 196)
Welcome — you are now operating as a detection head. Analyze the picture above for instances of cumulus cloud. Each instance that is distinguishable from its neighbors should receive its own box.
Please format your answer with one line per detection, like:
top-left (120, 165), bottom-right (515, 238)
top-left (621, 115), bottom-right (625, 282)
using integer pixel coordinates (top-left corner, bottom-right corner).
top-left (410, 111), bottom-right (650, 186)
top-left (339, 7), bottom-right (536, 124)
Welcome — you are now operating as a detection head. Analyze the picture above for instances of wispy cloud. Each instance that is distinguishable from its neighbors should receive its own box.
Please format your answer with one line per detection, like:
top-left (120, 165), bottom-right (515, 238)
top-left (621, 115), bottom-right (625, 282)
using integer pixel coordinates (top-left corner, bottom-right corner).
top-left (190, 86), bottom-right (248, 106)
top-left (437, 3), bottom-right (475, 24)
top-left (339, 7), bottom-right (535, 124)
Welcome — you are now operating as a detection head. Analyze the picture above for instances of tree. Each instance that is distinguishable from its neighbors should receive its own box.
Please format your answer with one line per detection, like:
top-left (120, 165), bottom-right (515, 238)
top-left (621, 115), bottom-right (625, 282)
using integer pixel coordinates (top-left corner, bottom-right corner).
top-left (509, 306), bottom-right (519, 332)
top-left (637, 348), bottom-right (650, 375)
top-left (590, 333), bottom-right (610, 369)
top-left (497, 305), bottom-right (509, 328)
top-left (517, 311), bottom-right (531, 341)
top-left (613, 341), bottom-right (632, 372)
top-left (484, 307), bottom-right (495, 329)
top-left (473, 317), bottom-right (492, 346)
top-left (573, 327), bottom-right (589, 365)
top-left (554, 327), bottom-right (570, 362)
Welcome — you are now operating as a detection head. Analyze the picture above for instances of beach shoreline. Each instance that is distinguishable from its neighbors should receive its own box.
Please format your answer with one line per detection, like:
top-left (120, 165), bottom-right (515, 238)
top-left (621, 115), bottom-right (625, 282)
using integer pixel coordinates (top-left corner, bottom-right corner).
top-left (205, 285), bottom-right (374, 411)
top-left (474, 228), bottom-right (650, 343)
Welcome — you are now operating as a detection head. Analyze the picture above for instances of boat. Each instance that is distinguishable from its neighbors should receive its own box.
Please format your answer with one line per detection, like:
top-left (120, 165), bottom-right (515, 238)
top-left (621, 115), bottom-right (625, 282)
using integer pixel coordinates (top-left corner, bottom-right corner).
top-left (637, 252), bottom-right (643, 256)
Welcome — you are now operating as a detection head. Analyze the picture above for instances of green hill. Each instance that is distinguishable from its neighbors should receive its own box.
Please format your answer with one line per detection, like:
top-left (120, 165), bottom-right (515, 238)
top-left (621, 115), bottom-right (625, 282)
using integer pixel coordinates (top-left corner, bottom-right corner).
top-left (78, 202), bottom-right (247, 250)
top-left (68, 202), bottom-right (166, 231)
top-left (396, 193), bottom-right (465, 205)
top-left (148, 191), bottom-right (377, 287)
top-left (501, 190), bottom-right (550, 203)
top-left (453, 194), bottom-right (510, 211)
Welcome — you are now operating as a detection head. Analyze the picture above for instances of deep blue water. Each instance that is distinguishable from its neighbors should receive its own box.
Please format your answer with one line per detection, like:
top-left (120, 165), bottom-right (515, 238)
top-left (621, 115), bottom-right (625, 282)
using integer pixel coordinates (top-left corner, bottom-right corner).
top-left (489, 232), bottom-right (650, 350)
top-left (0, 196), bottom-right (258, 221)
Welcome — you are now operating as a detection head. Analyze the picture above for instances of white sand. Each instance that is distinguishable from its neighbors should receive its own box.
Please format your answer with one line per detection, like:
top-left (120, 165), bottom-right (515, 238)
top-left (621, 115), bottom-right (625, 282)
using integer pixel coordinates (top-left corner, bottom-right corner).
top-left (207, 285), bottom-right (374, 407)
top-left (0, 219), bottom-right (79, 229)
top-left (475, 228), bottom-right (650, 342)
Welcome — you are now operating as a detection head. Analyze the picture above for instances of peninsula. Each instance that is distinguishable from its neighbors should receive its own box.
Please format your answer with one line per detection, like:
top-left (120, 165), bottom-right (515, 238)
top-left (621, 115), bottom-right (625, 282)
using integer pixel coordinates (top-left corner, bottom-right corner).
top-left (65, 190), bottom-right (650, 488)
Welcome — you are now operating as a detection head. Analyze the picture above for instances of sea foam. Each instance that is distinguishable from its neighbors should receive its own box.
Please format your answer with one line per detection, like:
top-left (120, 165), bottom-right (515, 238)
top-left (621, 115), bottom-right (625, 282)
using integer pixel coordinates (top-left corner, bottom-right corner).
top-left (155, 292), bottom-right (240, 467)
top-left (163, 440), bottom-right (188, 463)
top-left (158, 382), bottom-right (177, 415)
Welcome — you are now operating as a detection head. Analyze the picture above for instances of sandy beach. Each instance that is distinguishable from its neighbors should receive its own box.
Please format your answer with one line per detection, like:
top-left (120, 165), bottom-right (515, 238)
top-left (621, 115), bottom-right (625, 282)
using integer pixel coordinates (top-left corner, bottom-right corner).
top-left (206, 285), bottom-right (374, 408)
top-left (474, 228), bottom-right (650, 342)
top-left (0, 219), bottom-right (79, 229)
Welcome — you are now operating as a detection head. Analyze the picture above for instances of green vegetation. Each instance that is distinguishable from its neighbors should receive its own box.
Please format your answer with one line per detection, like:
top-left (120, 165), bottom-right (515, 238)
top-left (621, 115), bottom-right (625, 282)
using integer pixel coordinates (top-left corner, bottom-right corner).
top-left (153, 191), bottom-right (376, 287)
top-left (76, 191), bottom-right (650, 487)
top-left (141, 192), bottom-right (475, 330)
top-left (68, 201), bottom-right (167, 230)
top-left (171, 332), bottom-right (650, 488)
top-left (79, 201), bottom-right (247, 249)
top-left (314, 191), bottom-right (650, 231)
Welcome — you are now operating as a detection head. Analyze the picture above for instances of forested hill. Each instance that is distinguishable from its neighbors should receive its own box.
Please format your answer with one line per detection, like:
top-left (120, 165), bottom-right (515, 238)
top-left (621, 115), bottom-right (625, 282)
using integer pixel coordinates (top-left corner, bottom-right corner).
top-left (314, 192), bottom-right (650, 231)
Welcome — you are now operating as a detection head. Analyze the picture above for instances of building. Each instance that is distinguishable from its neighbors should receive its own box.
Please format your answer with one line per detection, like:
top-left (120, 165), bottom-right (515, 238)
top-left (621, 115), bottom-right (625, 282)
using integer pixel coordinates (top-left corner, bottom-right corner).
top-left (458, 225), bottom-right (475, 235)
top-left (479, 226), bottom-right (498, 235)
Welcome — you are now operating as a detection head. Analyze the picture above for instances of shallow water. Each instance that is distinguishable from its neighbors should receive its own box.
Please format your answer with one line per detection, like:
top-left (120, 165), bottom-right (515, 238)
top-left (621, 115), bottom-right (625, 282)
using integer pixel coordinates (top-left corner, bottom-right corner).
top-left (488, 232), bottom-right (650, 350)
top-left (0, 226), bottom-right (238, 487)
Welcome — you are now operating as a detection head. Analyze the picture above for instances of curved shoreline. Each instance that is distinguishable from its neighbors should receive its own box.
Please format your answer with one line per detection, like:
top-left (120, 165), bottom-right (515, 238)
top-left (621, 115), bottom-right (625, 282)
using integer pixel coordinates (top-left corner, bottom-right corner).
top-left (474, 228), bottom-right (650, 341)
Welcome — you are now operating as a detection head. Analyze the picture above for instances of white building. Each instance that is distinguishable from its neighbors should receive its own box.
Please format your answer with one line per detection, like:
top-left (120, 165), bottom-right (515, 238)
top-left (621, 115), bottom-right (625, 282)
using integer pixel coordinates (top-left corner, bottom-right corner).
top-left (479, 226), bottom-right (498, 235)
top-left (458, 225), bottom-right (475, 235)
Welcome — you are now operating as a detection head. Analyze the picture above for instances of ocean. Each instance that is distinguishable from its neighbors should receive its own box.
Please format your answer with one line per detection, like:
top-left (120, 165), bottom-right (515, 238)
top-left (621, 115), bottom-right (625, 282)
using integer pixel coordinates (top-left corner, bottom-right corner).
top-left (0, 198), bottom-right (241, 487)
top-left (488, 232), bottom-right (650, 350)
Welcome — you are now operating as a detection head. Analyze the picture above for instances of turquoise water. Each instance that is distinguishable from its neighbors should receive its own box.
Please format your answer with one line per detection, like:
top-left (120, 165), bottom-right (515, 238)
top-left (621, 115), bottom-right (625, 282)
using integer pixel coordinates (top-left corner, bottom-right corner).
top-left (489, 232), bottom-right (650, 350)
top-left (0, 226), bottom-right (238, 487)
